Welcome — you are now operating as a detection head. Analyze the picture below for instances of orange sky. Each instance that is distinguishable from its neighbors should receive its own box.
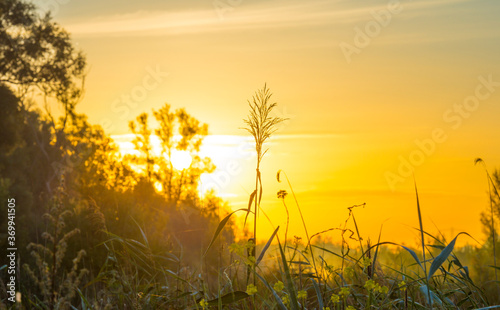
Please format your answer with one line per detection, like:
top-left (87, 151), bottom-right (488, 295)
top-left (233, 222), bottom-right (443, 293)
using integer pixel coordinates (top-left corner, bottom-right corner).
top-left (34, 0), bottom-right (500, 246)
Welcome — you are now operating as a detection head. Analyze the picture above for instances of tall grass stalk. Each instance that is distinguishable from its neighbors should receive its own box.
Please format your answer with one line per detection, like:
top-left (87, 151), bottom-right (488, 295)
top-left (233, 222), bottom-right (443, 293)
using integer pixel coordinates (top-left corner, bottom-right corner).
top-left (414, 180), bottom-right (432, 309)
top-left (243, 84), bottom-right (286, 286)
top-left (278, 170), bottom-right (320, 281)
top-left (475, 158), bottom-right (499, 284)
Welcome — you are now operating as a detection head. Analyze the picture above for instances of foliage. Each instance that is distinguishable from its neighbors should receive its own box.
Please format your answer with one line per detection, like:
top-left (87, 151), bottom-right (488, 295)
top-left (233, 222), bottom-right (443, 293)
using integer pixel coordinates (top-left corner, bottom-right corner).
top-left (0, 0), bottom-right (86, 112)
top-left (23, 177), bottom-right (89, 309)
top-left (128, 103), bottom-right (214, 203)
top-left (243, 84), bottom-right (286, 287)
top-left (1, 1), bottom-right (500, 309)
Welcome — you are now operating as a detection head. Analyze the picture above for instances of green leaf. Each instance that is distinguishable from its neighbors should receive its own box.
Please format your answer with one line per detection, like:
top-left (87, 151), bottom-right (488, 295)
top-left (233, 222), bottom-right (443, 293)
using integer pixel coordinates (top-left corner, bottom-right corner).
top-left (206, 291), bottom-right (250, 306)
top-left (401, 245), bottom-right (424, 272)
top-left (204, 208), bottom-right (248, 257)
top-left (256, 226), bottom-right (279, 266)
top-left (419, 285), bottom-right (443, 306)
top-left (312, 279), bottom-right (324, 309)
top-left (76, 288), bottom-right (92, 310)
top-left (278, 241), bottom-right (300, 310)
top-left (255, 272), bottom-right (288, 310)
top-left (372, 224), bottom-right (384, 274)
top-left (258, 170), bottom-right (263, 205)
top-left (427, 232), bottom-right (469, 280)
top-left (244, 191), bottom-right (257, 226)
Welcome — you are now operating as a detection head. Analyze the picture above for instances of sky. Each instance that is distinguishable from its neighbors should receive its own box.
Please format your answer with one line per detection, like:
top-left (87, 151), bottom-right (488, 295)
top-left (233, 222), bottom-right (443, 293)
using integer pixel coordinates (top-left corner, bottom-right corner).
top-left (34, 0), bottom-right (500, 246)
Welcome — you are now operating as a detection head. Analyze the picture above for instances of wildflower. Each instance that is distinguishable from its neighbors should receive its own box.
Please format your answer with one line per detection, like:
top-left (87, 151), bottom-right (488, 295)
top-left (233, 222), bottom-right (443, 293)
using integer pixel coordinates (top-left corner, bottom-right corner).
top-left (274, 281), bottom-right (284, 292)
top-left (330, 293), bottom-right (340, 303)
top-left (323, 308), bottom-right (331, 310)
top-left (298, 290), bottom-right (307, 300)
top-left (245, 239), bottom-right (255, 250)
top-left (282, 294), bottom-right (290, 305)
top-left (245, 255), bottom-right (256, 266)
top-left (344, 267), bottom-right (354, 279)
top-left (246, 284), bottom-right (258, 296)
top-left (199, 298), bottom-right (208, 309)
top-left (362, 257), bottom-right (372, 268)
top-left (398, 280), bottom-right (407, 291)
top-left (277, 190), bottom-right (288, 199)
top-left (346, 306), bottom-right (356, 310)
top-left (229, 242), bottom-right (239, 252)
top-left (293, 236), bottom-right (302, 247)
top-left (364, 279), bottom-right (376, 291)
top-left (339, 286), bottom-right (350, 297)
top-left (229, 243), bottom-right (244, 257)
top-left (379, 285), bottom-right (389, 294)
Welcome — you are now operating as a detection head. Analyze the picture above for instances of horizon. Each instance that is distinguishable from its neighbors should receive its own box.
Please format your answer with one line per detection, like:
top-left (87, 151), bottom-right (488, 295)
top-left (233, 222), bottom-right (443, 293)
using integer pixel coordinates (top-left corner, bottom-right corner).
top-left (31, 0), bottom-right (500, 246)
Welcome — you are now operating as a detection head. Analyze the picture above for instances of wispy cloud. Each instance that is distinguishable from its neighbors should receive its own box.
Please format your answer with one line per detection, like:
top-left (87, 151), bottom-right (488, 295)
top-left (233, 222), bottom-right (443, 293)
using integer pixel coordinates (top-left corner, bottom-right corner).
top-left (66, 0), bottom-right (474, 37)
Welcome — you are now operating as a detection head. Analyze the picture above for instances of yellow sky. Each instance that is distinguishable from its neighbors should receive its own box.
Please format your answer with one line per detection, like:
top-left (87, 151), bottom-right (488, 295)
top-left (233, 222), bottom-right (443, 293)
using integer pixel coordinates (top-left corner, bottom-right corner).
top-left (35, 0), bottom-right (500, 246)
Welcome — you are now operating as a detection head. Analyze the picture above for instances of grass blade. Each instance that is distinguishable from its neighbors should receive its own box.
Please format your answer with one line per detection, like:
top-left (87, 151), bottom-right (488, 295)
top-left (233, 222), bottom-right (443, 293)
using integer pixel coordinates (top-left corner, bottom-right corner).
top-left (204, 208), bottom-right (248, 257)
top-left (278, 241), bottom-right (300, 310)
top-left (206, 291), bottom-right (249, 306)
top-left (244, 190), bottom-right (257, 226)
top-left (312, 279), bottom-right (324, 309)
top-left (401, 245), bottom-right (424, 271)
top-left (414, 179), bottom-right (432, 308)
top-left (255, 272), bottom-right (288, 310)
top-left (427, 232), bottom-right (470, 280)
top-left (256, 226), bottom-right (280, 266)
top-left (419, 285), bottom-right (442, 306)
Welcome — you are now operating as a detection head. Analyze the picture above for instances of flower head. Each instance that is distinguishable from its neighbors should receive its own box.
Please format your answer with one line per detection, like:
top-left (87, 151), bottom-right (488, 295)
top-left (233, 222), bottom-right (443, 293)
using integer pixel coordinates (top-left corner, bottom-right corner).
top-left (344, 267), bottom-right (354, 279)
top-left (298, 290), bottom-right (307, 300)
top-left (229, 243), bottom-right (244, 257)
top-left (364, 279), bottom-right (376, 291)
top-left (246, 284), bottom-right (258, 296)
top-left (399, 280), bottom-right (407, 291)
top-left (282, 294), bottom-right (290, 305)
top-left (362, 257), bottom-right (372, 268)
top-left (378, 285), bottom-right (389, 294)
top-left (339, 286), bottom-right (350, 297)
top-left (199, 299), bottom-right (208, 309)
top-left (274, 281), bottom-right (284, 292)
top-left (245, 255), bottom-right (256, 266)
top-left (277, 190), bottom-right (288, 199)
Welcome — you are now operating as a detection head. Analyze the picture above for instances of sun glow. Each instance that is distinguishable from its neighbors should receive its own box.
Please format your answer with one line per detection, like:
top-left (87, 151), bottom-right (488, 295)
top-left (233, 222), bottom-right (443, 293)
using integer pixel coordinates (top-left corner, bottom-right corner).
top-left (170, 150), bottom-right (192, 170)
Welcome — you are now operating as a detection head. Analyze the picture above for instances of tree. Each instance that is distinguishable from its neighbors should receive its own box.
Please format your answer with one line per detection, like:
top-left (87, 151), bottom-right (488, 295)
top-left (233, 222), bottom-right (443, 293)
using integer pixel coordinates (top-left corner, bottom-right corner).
top-left (0, 0), bottom-right (86, 115)
top-left (128, 104), bottom-right (215, 204)
top-left (1, 0), bottom-right (87, 197)
top-left (129, 112), bottom-right (155, 181)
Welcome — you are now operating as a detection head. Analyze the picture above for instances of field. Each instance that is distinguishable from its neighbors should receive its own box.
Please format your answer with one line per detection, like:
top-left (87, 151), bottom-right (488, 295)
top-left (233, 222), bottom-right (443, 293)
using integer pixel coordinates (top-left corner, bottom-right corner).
top-left (2, 0), bottom-right (500, 309)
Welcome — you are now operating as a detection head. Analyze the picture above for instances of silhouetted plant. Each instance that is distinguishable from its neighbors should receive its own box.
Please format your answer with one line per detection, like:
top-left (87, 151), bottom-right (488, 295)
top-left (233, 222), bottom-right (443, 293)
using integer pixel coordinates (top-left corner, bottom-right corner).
top-left (23, 175), bottom-right (88, 309)
top-left (243, 84), bottom-right (286, 284)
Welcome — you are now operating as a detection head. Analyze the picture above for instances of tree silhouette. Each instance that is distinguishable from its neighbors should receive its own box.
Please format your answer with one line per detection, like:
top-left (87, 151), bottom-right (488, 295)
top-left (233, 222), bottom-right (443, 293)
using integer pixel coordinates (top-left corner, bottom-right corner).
top-left (128, 104), bottom-right (215, 204)
top-left (0, 0), bottom-right (86, 114)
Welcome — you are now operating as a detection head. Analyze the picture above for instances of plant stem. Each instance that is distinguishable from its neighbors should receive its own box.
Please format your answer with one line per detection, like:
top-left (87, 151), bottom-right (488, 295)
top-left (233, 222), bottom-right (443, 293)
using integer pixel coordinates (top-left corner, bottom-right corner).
top-left (253, 159), bottom-right (260, 286)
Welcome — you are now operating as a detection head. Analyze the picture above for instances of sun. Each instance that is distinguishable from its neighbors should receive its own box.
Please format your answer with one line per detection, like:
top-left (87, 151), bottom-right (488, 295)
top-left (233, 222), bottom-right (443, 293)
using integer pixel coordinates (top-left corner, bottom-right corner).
top-left (170, 150), bottom-right (192, 170)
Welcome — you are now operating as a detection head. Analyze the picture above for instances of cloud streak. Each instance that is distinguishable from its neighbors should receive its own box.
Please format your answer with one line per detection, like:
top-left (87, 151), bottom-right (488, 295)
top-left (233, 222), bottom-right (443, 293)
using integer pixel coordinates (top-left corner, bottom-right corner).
top-left (66, 0), bottom-right (475, 37)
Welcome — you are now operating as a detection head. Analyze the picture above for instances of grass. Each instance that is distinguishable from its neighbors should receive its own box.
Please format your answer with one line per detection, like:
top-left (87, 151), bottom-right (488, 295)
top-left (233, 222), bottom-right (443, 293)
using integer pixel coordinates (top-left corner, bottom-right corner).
top-left (82, 87), bottom-right (500, 309)
top-left (86, 85), bottom-right (499, 309)
top-left (6, 86), bottom-right (500, 309)
top-left (82, 176), bottom-right (498, 309)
